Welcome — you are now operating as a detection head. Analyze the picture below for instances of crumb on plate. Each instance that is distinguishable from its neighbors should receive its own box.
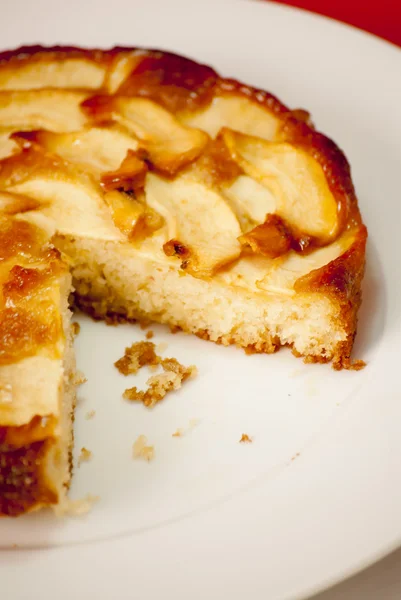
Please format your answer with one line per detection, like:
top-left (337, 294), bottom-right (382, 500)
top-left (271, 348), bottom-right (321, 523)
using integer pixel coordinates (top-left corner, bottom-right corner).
top-left (333, 358), bottom-right (367, 371)
top-left (115, 341), bottom-right (159, 375)
top-left (71, 321), bottom-right (81, 336)
top-left (172, 418), bottom-right (200, 437)
top-left (133, 435), bottom-right (154, 461)
top-left (146, 330), bottom-right (154, 340)
top-left (53, 494), bottom-right (99, 517)
top-left (74, 370), bottom-right (87, 385)
top-left (124, 358), bottom-right (197, 408)
top-left (85, 409), bottom-right (96, 420)
top-left (239, 433), bottom-right (252, 443)
top-left (78, 447), bottom-right (92, 466)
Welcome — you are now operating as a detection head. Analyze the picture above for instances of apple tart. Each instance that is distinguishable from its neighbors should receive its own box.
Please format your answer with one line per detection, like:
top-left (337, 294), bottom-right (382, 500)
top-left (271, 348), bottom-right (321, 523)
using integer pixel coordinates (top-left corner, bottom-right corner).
top-left (0, 46), bottom-right (366, 515)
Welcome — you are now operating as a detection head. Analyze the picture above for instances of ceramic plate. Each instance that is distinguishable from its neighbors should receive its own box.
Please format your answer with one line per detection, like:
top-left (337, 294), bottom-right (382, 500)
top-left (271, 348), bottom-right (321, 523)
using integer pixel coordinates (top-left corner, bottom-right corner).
top-left (1, 1), bottom-right (400, 598)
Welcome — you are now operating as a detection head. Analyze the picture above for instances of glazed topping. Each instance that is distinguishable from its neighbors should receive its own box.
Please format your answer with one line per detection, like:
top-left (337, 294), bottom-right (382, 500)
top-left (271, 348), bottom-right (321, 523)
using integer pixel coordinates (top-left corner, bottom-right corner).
top-left (0, 45), bottom-right (362, 296)
top-left (238, 214), bottom-right (292, 258)
top-left (0, 217), bottom-right (64, 366)
top-left (117, 52), bottom-right (217, 113)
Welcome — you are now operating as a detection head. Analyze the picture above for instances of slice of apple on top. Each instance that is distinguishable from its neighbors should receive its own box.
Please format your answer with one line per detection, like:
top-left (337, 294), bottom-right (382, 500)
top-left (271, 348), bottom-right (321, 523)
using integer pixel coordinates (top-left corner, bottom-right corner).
top-left (221, 128), bottom-right (339, 243)
top-left (179, 94), bottom-right (280, 141)
top-left (145, 172), bottom-right (242, 278)
top-left (256, 229), bottom-right (356, 295)
top-left (221, 174), bottom-right (277, 231)
top-left (219, 228), bottom-right (356, 296)
top-left (0, 145), bottom-right (123, 241)
top-left (83, 95), bottom-right (209, 176)
top-left (17, 126), bottom-right (139, 176)
top-left (0, 56), bottom-right (106, 91)
top-left (0, 90), bottom-right (90, 133)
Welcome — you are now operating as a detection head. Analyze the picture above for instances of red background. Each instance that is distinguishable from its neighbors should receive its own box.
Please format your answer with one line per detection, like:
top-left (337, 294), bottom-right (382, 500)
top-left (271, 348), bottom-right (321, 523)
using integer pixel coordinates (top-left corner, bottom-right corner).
top-left (269, 0), bottom-right (401, 47)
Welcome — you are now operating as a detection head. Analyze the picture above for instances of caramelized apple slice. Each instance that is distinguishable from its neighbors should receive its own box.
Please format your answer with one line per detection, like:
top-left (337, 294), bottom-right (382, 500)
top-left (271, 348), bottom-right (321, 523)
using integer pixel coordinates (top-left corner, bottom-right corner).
top-left (0, 57), bottom-right (106, 91)
top-left (0, 191), bottom-right (44, 215)
top-left (219, 229), bottom-right (356, 296)
top-left (17, 126), bottom-right (139, 175)
top-left (145, 172), bottom-right (242, 277)
top-left (256, 230), bottom-right (356, 295)
top-left (222, 129), bottom-right (339, 242)
top-left (180, 95), bottom-right (280, 140)
top-left (103, 53), bottom-right (142, 94)
top-left (101, 150), bottom-right (147, 192)
top-left (103, 190), bottom-right (145, 238)
top-left (221, 175), bottom-right (276, 231)
top-left (83, 95), bottom-right (209, 175)
top-left (239, 214), bottom-right (292, 258)
top-left (0, 146), bottom-right (122, 240)
top-left (0, 90), bottom-right (89, 132)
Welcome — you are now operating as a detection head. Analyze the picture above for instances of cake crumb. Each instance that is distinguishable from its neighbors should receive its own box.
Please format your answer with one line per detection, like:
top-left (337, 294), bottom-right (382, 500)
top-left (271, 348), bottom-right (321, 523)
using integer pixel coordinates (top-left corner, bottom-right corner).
top-left (71, 321), bottom-right (81, 336)
top-left (85, 409), bottom-right (96, 420)
top-left (333, 358), bottom-right (367, 371)
top-left (291, 452), bottom-right (301, 461)
top-left (172, 419), bottom-right (200, 437)
top-left (53, 494), bottom-right (99, 517)
top-left (156, 342), bottom-right (168, 353)
top-left (133, 435), bottom-right (154, 461)
top-left (124, 358), bottom-right (197, 408)
top-left (239, 433), bottom-right (252, 443)
top-left (348, 359), bottom-right (366, 371)
top-left (145, 330), bottom-right (154, 340)
top-left (75, 370), bottom-right (87, 385)
top-left (78, 447), bottom-right (92, 466)
top-left (115, 341), bottom-right (159, 375)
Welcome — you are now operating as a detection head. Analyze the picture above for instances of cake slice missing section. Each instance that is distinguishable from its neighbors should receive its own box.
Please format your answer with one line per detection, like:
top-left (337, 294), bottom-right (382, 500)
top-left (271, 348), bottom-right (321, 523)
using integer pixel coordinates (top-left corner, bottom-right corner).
top-left (0, 210), bottom-right (76, 516)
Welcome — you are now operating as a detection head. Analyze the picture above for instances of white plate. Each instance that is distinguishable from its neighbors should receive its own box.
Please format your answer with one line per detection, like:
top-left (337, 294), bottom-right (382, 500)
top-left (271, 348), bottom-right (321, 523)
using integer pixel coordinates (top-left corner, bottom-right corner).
top-left (1, 1), bottom-right (400, 598)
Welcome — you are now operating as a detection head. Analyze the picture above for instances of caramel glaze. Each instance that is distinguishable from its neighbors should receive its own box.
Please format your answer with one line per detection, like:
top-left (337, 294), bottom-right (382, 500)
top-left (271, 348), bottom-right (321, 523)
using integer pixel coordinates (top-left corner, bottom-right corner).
top-left (101, 149), bottom-right (148, 192)
top-left (0, 44), bottom-right (366, 310)
top-left (0, 218), bottom-right (64, 366)
top-left (239, 214), bottom-right (292, 258)
top-left (1, 45), bottom-right (361, 230)
top-left (117, 51), bottom-right (217, 113)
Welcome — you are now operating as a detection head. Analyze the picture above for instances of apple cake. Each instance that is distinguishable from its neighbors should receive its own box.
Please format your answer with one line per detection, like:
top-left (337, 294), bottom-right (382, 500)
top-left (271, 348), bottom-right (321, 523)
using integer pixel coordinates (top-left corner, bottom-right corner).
top-left (0, 45), bottom-right (367, 516)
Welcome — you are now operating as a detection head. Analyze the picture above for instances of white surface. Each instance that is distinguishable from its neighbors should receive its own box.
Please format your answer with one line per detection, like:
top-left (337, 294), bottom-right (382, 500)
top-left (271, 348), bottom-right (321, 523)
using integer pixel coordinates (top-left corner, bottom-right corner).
top-left (0, 1), bottom-right (400, 599)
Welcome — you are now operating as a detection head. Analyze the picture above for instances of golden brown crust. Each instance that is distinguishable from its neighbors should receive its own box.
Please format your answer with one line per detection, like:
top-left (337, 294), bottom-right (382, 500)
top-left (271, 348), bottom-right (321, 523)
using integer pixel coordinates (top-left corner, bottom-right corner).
top-left (0, 218), bottom-right (65, 367)
top-left (0, 438), bottom-right (57, 516)
top-left (295, 225), bottom-right (367, 369)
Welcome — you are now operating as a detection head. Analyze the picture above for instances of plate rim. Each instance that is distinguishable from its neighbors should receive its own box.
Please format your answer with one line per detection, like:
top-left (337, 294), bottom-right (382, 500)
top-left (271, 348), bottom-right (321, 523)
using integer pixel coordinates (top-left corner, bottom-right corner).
top-left (0, 1), bottom-right (400, 599)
